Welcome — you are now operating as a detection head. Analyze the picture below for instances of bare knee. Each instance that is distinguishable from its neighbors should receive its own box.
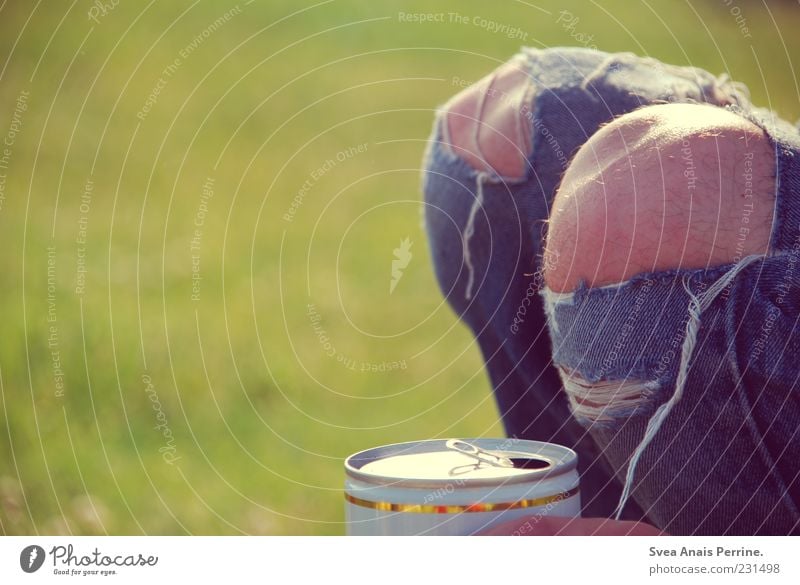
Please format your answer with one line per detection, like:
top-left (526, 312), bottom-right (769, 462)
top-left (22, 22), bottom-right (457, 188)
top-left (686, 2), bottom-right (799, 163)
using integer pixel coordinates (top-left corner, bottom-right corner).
top-left (443, 54), bottom-right (533, 179)
top-left (543, 103), bottom-right (776, 293)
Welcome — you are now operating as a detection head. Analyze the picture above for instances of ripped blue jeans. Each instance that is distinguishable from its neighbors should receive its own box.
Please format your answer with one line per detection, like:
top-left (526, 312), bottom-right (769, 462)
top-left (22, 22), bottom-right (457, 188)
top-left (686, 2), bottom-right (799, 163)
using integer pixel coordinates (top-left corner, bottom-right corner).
top-left (422, 47), bottom-right (800, 534)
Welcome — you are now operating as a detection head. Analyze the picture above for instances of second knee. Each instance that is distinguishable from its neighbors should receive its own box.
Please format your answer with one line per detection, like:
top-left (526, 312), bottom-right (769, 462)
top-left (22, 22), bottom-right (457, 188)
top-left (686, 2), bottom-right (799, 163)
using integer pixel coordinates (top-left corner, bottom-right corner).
top-left (543, 103), bottom-right (776, 293)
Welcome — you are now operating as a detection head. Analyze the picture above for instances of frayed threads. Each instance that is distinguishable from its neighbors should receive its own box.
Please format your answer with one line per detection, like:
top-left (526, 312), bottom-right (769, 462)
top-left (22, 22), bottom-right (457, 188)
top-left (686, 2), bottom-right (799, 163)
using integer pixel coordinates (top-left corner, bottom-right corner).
top-left (614, 254), bottom-right (764, 519)
top-left (462, 172), bottom-right (487, 300)
top-left (560, 370), bottom-right (659, 425)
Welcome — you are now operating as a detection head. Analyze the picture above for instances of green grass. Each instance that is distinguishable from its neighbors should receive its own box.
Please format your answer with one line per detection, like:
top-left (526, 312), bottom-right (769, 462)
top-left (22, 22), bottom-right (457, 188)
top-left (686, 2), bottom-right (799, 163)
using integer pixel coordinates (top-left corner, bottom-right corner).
top-left (0, 0), bottom-right (798, 535)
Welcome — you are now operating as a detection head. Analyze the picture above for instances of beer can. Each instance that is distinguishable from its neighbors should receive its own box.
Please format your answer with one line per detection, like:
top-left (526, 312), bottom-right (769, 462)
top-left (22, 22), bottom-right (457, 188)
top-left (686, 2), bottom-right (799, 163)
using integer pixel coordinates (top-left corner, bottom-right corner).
top-left (344, 438), bottom-right (580, 535)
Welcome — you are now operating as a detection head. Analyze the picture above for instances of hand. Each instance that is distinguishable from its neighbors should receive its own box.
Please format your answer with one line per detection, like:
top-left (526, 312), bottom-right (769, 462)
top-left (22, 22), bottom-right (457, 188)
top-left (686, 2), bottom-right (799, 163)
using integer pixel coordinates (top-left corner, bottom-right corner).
top-left (480, 516), bottom-right (665, 536)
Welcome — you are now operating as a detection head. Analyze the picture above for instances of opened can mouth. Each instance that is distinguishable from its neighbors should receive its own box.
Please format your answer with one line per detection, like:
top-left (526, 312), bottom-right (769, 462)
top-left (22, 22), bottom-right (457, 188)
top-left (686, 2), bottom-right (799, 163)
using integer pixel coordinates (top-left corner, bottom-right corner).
top-left (508, 457), bottom-right (551, 470)
top-left (345, 438), bottom-right (577, 489)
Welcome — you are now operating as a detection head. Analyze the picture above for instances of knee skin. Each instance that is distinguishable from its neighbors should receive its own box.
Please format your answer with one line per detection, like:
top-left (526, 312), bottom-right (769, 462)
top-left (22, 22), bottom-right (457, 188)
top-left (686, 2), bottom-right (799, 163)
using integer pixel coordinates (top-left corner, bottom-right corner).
top-left (544, 103), bottom-right (776, 293)
top-left (444, 55), bottom-right (533, 179)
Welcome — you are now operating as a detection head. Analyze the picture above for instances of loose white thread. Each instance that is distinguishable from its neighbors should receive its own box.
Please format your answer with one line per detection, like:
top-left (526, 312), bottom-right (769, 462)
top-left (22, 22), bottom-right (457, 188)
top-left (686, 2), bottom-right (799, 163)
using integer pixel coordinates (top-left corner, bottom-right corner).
top-left (463, 172), bottom-right (487, 300)
top-left (461, 70), bottom-right (498, 302)
top-left (614, 254), bottom-right (764, 519)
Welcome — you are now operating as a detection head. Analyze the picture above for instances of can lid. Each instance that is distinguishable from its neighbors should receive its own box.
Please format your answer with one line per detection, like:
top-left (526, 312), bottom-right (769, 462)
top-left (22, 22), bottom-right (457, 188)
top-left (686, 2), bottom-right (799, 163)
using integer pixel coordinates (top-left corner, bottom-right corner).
top-left (345, 438), bottom-right (577, 487)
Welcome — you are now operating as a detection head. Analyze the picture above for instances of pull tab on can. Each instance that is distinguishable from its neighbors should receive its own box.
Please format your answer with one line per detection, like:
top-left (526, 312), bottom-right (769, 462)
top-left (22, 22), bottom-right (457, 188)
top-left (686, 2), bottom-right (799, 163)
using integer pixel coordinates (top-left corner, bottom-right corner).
top-left (445, 439), bottom-right (515, 468)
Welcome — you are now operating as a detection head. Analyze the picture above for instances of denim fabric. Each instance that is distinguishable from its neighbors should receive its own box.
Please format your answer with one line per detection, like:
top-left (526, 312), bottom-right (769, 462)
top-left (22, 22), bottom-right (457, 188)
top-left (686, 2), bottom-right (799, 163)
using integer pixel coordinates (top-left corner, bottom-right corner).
top-left (422, 47), bottom-right (750, 520)
top-left (542, 105), bottom-right (800, 535)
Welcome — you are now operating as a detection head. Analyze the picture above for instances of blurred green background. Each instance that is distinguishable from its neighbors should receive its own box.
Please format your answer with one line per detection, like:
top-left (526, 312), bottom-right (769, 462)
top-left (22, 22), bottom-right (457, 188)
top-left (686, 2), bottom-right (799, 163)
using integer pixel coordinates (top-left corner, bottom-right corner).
top-left (0, 0), bottom-right (797, 535)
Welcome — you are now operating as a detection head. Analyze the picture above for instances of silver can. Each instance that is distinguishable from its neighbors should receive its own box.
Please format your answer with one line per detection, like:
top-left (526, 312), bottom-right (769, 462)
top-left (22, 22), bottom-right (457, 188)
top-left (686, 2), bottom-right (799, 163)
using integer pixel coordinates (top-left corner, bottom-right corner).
top-left (344, 438), bottom-right (580, 535)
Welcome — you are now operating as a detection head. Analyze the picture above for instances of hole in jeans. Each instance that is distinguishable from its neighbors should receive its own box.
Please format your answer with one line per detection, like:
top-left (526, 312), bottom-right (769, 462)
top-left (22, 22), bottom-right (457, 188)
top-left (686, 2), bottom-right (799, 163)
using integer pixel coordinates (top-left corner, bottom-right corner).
top-left (558, 367), bottom-right (656, 425)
